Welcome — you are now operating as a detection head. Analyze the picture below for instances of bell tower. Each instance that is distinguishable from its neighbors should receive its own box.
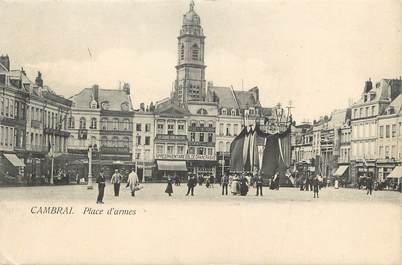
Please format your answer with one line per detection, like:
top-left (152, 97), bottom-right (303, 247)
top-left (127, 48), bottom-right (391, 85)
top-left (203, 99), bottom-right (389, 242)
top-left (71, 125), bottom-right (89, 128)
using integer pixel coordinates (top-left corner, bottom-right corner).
top-left (174, 0), bottom-right (206, 104)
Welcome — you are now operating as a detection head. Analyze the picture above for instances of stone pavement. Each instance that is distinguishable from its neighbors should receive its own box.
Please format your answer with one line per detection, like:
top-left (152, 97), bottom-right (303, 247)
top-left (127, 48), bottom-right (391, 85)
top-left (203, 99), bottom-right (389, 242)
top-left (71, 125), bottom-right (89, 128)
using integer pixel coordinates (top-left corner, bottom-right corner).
top-left (0, 184), bottom-right (399, 265)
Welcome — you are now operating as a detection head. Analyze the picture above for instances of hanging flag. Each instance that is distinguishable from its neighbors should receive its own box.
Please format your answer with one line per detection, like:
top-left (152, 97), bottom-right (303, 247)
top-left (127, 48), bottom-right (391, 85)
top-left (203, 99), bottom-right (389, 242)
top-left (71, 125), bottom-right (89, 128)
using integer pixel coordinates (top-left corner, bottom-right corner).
top-left (229, 123), bottom-right (275, 173)
top-left (260, 126), bottom-right (291, 178)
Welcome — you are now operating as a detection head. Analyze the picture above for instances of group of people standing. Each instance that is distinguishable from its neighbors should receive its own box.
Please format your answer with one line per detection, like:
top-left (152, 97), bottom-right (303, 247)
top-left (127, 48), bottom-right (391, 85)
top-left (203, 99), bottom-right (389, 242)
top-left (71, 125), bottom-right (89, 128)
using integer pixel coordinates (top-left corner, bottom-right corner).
top-left (96, 168), bottom-right (140, 204)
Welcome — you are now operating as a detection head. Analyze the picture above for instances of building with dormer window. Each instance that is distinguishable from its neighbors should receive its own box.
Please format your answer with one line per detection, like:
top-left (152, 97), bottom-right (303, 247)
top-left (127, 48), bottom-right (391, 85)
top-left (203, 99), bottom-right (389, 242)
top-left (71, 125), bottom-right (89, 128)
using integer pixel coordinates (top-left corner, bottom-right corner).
top-left (68, 83), bottom-right (134, 178)
top-left (350, 78), bottom-right (401, 182)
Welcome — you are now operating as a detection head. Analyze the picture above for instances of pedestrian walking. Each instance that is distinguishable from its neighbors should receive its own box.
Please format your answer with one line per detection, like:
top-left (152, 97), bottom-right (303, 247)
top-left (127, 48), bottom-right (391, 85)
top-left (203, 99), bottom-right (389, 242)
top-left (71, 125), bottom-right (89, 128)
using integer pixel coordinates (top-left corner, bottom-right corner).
top-left (110, 169), bottom-right (122, 197)
top-left (165, 177), bottom-right (173, 196)
top-left (239, 176), bottom-right (249, 196)
top-left (174, 175), bottom-right (180, 186)
top-left (127, 168), bottom-right (139, 197)
top-left (186, 175), bottom-right (195, 196)
top-left (366, 177), bottom-right (373, 195)
top-left (221, 173), bottom-right (229, 195)
top-left (256, 174), bottom-right (263, 196)
top-left (96, 171), bottom-right (106, 204)
top-left (313, 176), bottom-right (320, 198)
top-left (209, 175), bottom-right (214, 188)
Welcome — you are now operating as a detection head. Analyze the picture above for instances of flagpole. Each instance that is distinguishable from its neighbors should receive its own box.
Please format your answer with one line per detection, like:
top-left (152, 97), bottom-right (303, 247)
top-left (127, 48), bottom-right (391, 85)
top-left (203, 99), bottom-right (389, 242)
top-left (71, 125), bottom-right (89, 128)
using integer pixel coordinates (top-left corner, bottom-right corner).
top-left (50, 151), bottom-right (54, 185)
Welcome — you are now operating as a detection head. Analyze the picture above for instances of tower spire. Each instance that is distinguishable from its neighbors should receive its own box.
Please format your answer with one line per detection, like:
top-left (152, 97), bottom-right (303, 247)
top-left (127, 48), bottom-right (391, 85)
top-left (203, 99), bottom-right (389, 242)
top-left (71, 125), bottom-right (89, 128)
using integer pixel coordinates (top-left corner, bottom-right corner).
top-left (190, 0), bottom-right (195, 11)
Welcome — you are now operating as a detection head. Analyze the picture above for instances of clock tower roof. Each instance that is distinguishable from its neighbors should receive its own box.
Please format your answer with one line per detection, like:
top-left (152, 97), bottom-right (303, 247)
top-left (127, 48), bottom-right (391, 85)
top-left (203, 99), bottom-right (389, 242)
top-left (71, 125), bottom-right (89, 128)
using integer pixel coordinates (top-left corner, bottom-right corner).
top-left (183, 0), bottom-right (200, 26)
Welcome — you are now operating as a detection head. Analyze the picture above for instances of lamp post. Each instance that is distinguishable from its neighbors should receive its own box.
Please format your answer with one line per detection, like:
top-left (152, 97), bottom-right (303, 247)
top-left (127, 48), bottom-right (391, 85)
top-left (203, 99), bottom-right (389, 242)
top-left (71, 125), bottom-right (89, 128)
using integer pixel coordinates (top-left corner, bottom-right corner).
top-left (87, 144), bottom-right (97, 190)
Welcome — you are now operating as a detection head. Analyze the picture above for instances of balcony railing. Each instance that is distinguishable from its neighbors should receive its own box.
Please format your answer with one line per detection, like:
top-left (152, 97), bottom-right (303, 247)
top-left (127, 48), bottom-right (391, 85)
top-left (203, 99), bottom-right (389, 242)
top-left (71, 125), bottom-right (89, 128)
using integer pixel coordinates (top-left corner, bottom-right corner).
top-left (100, 146), bottom-right (131, 154)
top-left (188, 126), bottom-right (215, 132)
top-left (26, 144), bottom-right (48, 153)
top-left (31, 120), bottom-right (42, 129)
top-left (155, 134), bottom-right (187, 142)
top-left (187, 154), bottom-right (217, 161)
top-left (100, 122), bottom-right (133, 132)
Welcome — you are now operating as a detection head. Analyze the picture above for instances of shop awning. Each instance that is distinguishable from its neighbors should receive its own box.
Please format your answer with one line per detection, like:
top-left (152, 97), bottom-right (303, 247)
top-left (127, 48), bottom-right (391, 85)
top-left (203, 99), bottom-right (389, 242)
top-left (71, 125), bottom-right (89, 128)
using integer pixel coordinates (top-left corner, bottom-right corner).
top-left (333, 166), bottom-right (348, 177)
top-left (157, 160), bottom-right (187, 171)
top-left (3, 154), bottom-right (25, 167)
top-left (387, 166), bottom-right (402, 179)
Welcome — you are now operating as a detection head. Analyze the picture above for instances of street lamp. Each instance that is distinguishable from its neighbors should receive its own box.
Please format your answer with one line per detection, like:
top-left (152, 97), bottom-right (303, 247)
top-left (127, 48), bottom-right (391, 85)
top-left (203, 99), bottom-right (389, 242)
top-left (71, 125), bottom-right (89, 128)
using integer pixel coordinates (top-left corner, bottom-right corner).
top-left (87, 144), bottom-right (98, 190)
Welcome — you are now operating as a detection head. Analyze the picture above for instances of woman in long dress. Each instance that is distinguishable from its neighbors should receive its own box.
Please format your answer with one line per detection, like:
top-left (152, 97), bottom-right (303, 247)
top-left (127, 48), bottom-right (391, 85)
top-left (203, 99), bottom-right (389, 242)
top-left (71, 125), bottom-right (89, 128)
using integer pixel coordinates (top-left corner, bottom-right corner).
top-left (165, 177), bottom-right (173, 196)
top-left (231, 175), bottom-right (239, 195)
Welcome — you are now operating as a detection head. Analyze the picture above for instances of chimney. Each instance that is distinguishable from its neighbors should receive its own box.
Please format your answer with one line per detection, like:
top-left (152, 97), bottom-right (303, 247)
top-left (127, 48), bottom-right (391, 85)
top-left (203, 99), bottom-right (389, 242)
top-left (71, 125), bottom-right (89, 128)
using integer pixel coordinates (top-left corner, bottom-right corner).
top-left (92, 84), bottom-right (99, 103)
top-left (364, 78), bottom-right (373, 93)
top-left (35, 71), bottom-right (43, 87)
top-left (0, 55), bottom-right (10, 71)
top-left (122, 82), bottom-right (130, 95)
top-left (21, 67), bottom-right (26, 76)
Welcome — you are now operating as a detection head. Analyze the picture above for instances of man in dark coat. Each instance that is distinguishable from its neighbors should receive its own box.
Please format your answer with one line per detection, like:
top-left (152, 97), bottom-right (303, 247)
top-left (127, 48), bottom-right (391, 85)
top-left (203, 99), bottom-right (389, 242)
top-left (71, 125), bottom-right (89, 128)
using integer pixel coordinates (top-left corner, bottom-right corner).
top-left (221, 173), bottom-right (229, 195)
top-left (96, 171), bottom-right (106, 204)
top-left (186, 175), bottom-right (195, 196)
top-left (239, 176), bottom-right (248, 196)
top-left (256, 174), bottom-right (263, 196)
top-left (313, 176), bottom-right (320, 198)
top-left (366, 177), bottom-right (373, 195)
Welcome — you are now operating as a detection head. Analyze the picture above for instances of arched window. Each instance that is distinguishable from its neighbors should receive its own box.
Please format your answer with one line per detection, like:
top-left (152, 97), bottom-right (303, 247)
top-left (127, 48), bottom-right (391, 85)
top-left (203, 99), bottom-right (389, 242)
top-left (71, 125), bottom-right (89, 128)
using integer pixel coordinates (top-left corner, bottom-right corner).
top-left (90, 136), bottom-right (97, 145)
top-left (79, 117), bottom-right (86, 129)
top-left (112, 118), bottom-right (119, 131)
top-left (192, 44), bottom-right (199, 60)
top-left (101, 117), bottom-right (108, 130)
top-left (180, 44), bottom-right (185, 60)
top-left (112, 136), bottom-right (119, 147)
top-left (101, 136), bottom-right (108, 146)
top-left (219, 141), bottom-right (224, 152)
top-left (90, 118), bottom-right (97, 129)
top-left (68, 116), bottom-right (75, 129)
top-left (68, 135), bottom-right (75, 147)
top-left (226, 142), bottom-right (231, 152)
top-left (123, 118), bottom-right (130, 131)
top-left (122, 137), bottom-right (130, 148)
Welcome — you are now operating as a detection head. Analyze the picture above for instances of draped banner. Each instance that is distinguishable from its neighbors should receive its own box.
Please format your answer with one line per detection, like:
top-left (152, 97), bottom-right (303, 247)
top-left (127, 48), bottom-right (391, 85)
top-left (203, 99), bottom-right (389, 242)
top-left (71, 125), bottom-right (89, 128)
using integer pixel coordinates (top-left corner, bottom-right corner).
top-left (229, 124), bottom-right (291, 176)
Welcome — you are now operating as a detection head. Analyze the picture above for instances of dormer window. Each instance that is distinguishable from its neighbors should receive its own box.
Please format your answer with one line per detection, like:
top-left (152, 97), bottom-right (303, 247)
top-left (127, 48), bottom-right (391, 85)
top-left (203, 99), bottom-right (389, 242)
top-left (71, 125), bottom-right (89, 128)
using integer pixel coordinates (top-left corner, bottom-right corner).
top-left (121, 102), bottom-right (129, 111)
top-left (249, 108), bottom-right (255, 115)
top-left (101, 101), bottom-right (110, 110)
top-left (221, 108), bottom-right (227, 115)
top-left (90, 100), bottom-right (97, 109)
top-left (231, 109), bottom-right (236, 116)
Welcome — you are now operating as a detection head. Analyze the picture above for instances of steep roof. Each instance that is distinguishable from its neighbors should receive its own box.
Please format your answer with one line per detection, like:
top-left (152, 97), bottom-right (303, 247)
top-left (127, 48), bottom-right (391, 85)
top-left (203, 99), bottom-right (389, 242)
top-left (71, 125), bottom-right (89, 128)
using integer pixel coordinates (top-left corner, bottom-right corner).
top-left (208, 86), bottom-right (238, 109)
top-left (70, 87), bottom-right (133, 111)
top-left (355, 79), bottom-right (401, 105)
top-left (207, 86), bottom-right (261, 109)
top-left (328, 108), bottom-right (350, 129)
top-left (234, 90), bottom-right (261, 108)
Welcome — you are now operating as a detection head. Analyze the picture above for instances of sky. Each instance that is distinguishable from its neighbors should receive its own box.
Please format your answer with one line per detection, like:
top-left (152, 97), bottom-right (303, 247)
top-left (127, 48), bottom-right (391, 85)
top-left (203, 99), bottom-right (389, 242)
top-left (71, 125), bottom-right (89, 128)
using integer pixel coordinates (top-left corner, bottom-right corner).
top-left (0, 0), bottom-right (400, 122)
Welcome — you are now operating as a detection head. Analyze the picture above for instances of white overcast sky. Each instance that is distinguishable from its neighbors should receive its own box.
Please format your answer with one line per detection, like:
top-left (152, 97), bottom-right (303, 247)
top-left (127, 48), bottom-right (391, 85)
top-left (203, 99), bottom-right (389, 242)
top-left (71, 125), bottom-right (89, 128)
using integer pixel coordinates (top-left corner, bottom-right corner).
top-left (0, 0), bottom-right (400, 122)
